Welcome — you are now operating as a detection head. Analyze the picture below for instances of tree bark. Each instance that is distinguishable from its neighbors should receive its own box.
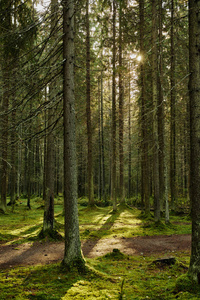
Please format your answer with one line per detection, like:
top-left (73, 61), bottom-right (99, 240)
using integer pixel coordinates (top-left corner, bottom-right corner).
top-left (42, 0), bottom-right (57, 233)
top-left (158, 0), bottom-right (165, 213)
top-left (188, 0), bottom-right (200, 282)
top-left (118, 0), bottom-right (124, 203)
top-left (152, 0), bottom-right (160, 221)
top-left (62, 0), bottom-right (84, 268)
top-left (86, 0), bottom-right (94, 206)
top-left (111, 0), bottom-right (117, 211)
top-left (170, 0), bottom-right (176, 211)
top-left (139, 0), bottom-right (150, 214)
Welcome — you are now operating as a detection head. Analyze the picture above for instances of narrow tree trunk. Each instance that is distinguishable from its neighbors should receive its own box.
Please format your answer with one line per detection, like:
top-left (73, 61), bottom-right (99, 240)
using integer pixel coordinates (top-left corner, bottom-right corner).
top-left (152, 0), bottom-right (160, 222)
top-left (62, 0), bottom-right (84, 268)
top-left (98, 76), bottom-right (102, 200)
top-left (10, 101), bottom-right (16, 207)
top-left (158, 0), bottom-right (165, 213)
top-left (86, 0), bottom-right (94, 206)
top-left (188, 0), bottom-right (200, 282)
top-left (170, 0), bottom-right (176, 211)
top-left (43, 95), bottom-right (47, 201)
top-left (100, 71), bottom-right (105, 201)
top-left (111, 0), bottom-right (117, 212)
top-left (27, 139), bottom-right (32, 209)
top-left (0, 68), bottom-right (9, 213)
top-left (140, 0), bottom-right (150, 214)
top-left (118, 0), bottom-right (124, 203)
top-left (128, 63), bottom-right (132, 199)
top-left (17, 124), bottom-right (22, 198)
top-left (43, 0), bottom-right (58, 233)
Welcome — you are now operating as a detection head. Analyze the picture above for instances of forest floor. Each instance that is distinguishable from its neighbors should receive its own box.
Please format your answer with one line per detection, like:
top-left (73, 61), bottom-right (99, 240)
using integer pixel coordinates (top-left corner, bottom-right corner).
top-left (0, 233), bottom-right (191, 269)
top-left (1, 199), bottom-right (197, 299)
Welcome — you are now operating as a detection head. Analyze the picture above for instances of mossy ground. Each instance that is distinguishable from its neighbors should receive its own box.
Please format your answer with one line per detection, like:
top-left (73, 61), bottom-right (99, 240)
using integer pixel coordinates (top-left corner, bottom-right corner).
top-left (0, 196), bottom-right (195, 299)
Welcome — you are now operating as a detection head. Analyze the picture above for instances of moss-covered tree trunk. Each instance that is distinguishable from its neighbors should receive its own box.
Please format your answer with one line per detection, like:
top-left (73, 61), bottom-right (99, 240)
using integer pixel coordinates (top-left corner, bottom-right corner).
top-left (62, 0), bottom-right (84, 268)
top-left (188, 0), bottom-right (200, 283)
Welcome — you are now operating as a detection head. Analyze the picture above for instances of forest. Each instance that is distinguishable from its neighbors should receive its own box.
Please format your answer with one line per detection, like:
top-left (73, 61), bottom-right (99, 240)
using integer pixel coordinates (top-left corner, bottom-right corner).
top-left (1, 0), bottom-right (200, 299)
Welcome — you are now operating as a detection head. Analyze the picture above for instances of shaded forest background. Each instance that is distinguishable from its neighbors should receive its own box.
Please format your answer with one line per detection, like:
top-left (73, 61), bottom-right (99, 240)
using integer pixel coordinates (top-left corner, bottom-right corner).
top-left (0, 0), bottom-right (189, 220)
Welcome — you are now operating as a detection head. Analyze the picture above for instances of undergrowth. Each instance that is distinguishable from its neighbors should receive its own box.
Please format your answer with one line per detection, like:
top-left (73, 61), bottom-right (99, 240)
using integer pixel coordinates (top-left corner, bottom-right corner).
top-left (0, 196), bottom-right (194, 299)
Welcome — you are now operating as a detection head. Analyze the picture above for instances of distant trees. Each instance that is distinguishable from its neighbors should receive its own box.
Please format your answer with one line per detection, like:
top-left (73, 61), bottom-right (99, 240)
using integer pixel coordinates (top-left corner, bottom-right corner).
top-left (0, 0), bottom-right (191, 223)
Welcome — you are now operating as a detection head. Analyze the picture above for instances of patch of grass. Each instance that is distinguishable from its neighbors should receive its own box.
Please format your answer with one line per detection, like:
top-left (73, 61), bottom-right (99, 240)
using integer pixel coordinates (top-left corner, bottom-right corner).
top-left (0, 262), bottom-right (120, 299)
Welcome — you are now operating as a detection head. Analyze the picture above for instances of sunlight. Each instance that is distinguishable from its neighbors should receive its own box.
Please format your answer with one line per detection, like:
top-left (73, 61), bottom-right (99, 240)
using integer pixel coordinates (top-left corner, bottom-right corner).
top-left (137, 55), bottom-right (142, 62)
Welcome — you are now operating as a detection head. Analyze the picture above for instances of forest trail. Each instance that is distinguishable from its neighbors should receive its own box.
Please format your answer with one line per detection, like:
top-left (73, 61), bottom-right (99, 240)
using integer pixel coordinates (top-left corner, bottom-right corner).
top-left (0, 234), bottom-right (191, 269)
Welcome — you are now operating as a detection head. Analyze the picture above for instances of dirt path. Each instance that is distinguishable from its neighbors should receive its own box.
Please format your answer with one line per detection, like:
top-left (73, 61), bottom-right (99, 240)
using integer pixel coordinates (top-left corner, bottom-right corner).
top-left (0, 234), bottom-right (191, 269)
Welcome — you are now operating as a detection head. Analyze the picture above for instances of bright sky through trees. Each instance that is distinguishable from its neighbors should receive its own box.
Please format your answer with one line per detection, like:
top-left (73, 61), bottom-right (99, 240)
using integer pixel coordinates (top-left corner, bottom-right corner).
top-left (36, 0), bottom-right (50, 12)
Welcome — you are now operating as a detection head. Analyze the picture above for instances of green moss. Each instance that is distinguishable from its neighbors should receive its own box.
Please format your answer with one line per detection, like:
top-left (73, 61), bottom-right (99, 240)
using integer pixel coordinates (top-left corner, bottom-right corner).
top-left (0, 196), bottom-right (195, 299)
top-left (104, 249), bottom-right (126, 260)
top-left (175, 274), bottom-right (200, 294)
top-left (38, 229), bottom-right (63, 241)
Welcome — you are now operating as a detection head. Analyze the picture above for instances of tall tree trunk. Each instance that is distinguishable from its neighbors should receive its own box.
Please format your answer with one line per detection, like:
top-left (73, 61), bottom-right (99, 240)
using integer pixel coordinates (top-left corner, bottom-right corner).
top-left (86, 0), bottom-right (94, 206)
top-left (43, 0), bottom-right (58, 233)
top-left (62, 0), bottom-right (84, 268)
top-left (43, 93), bottom-right (47, 201)
top-left (170, 0), bottom-right (176, 211)
top-left (118, 0), bottom-right (124, 203)
top-left (139, 0), bottom-right (150, 214)
top-left (27, 139), bottom-right (33, 209)
top-left (0, 67), bottom-right (9, 213)
top-left (111, 0), bottom-right (117, 212)
top-left (158, 0), bottom-right (165, 213)
top-left (100, 71), bottom-right (105, 201)
top-left (128, 63), bottom-right (132, 199)
top-left (0, 3), bottom-right (11, 213)
top-left (188, 0), bottom-right (200, 282)
top-left (152, 0), bottom-right (160, 221)
top-left (10, 99), bottom-right (17, 207)
top-left (17, 124), bottom-right (22, 199)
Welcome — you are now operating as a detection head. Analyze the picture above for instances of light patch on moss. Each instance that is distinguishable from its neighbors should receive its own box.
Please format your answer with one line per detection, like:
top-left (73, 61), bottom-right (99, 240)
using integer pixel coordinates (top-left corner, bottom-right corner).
top-left (62, 279), bottom-right (118, 299)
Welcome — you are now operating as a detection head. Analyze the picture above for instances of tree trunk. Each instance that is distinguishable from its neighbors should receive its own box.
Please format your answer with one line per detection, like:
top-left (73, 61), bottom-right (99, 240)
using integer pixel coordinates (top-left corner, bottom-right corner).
top-left (111, 0), bottom-right (117, 212)
top-left (86, 0), bottom-right (94, 206)
top-left (100, 71), bottom-right (105, 201)
top-left (42, 0), bottom-right (57, 234)
top-left (158, 0), bottom-right (165, 213)
top-left (10, 99), bottom-right (17, 207)
top-left (62, 0), bottom-right (84, 268)
top-left (128, 63), bottom-right (132, 199)
top-left (170, 0), bottom-right (176, 211)
top-left (139, 0), bottom-right (150, 214)
top-left (0, 3), bottom-right (11, 213)
top-left (118, 0), bottom-right (124, 203)
top-left (152, 0), bottom-right (160, 222)
top-left (0, 67), bottom-right (9, 213)
top-left (188, 0), bottom-right (200, 282)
